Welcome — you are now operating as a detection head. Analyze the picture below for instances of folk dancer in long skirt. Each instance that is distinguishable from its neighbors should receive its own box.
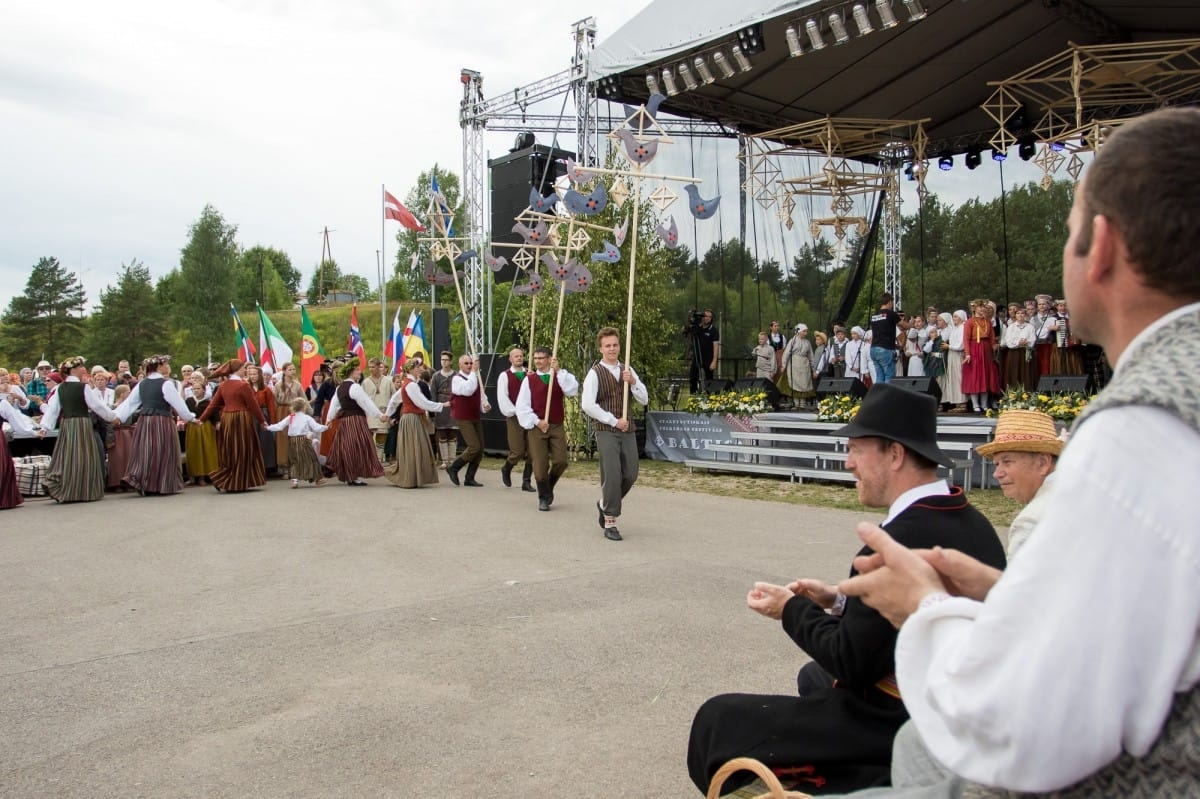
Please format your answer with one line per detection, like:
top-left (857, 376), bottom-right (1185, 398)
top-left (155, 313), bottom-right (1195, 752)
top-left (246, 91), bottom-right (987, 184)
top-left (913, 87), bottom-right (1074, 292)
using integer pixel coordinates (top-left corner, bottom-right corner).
top-left (0, 396), bottom-right (31, 509)
top-left (384, 359), bottom-right (445, 488)
top-left (196, 359), bottom-right (267, 493)
top-left (182, 370), bottom-right (218, 484)
top-left (325, 360), bottom-right (385, 486)
top-left (38, 356), bottom-right (118, 503)
top-left (265, 397), bottom-right (328, 488)
top-left (115, 354), bottom-right (195, 495)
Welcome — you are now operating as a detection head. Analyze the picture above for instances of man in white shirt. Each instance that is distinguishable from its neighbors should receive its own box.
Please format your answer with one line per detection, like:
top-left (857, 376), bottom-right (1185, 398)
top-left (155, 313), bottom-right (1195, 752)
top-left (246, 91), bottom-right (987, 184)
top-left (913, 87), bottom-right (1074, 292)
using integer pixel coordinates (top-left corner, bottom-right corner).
top-left (838, 108), bottom-right (1200, 797)
top-left (516, 347), bottom-right (579, 512)
top-left (359, 358), bottom-right (393, 454)
top-left (580, 327), bottom-right (648, 541)
top-left (496, 347), bottom-right (534, 492)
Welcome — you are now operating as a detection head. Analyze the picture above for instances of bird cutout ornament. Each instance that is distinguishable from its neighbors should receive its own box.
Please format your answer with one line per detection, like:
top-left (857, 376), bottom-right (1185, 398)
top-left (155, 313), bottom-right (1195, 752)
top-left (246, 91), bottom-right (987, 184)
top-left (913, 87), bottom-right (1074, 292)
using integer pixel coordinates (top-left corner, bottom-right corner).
top-left (614, 128), bottom-right (659, 166)
top-left (656, 216), bottom-right (679, 249)
top-left (484, 251), bottom-right (509, 272)
top-left (591, 241), bottom-right (621, 263)
top-left (528, 187), bottom-right (557, 213)
top-left (563, 183), bottom-right (608, 216)
top-left (683, 184), bottom-right (720, 219)
top-left (512, 271), bottom-right (543, 296)
top-left (541, 252), bottom-right (576, 282)
top-left (564, 159), bottom-right (591, 185)
top-left (512, 220), bottom-right (550, 246)
top-left (613, 217), bottom-right (629, 247)
top-left (564, 263), bottom-right (593, 294)
top-left (423, 260), bottom-right (462, 287)
top-left (622, 93), bottom-right (665, 128)
top-left (454, 249), bottom-right (477, 264)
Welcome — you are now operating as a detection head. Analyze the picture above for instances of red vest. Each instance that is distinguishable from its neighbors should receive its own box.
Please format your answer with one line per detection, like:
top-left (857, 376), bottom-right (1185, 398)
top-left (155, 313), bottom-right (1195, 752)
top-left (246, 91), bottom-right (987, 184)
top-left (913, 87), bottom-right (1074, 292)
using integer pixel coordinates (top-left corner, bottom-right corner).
top-left (504, 369), bottom-right (524, 405)
top-left (449, 372), bottom-right (481, 421)
top-left (526, 372), bottom-right (564, 424)
top-left (399, 378), bottom-right (423, 416)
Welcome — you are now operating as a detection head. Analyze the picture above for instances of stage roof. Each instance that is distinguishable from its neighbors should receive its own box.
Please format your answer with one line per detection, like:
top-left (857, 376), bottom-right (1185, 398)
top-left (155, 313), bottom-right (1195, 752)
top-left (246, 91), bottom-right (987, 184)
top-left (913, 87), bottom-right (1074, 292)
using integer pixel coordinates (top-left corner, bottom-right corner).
top-left (590, 0), bottom-right (1200, 154)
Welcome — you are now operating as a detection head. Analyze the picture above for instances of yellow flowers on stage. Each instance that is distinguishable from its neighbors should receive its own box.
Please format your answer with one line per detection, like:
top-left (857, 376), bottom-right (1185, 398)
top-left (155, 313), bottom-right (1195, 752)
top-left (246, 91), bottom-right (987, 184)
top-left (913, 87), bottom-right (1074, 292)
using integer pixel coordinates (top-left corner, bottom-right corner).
top-left (816, 394), bottom-right (862, 423)
top-left (988, 386), bottom-right (1091, 421)
top-left (685, 388), bottom-right (770, 417)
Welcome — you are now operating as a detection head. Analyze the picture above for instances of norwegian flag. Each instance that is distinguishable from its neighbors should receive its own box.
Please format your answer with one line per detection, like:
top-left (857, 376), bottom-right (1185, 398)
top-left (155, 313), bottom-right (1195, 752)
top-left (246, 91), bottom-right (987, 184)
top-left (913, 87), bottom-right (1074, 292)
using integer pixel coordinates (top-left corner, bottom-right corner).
top-left (347, 304), bottom-right (366, 372)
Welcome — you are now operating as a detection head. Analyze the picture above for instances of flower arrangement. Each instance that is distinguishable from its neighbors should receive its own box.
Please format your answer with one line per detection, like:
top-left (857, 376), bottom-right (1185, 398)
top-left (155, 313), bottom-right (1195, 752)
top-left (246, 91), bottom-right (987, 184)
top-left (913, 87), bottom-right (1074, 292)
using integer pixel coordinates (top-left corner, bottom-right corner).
top-left (815, 394), bottom-right (862, 423)
top-left (685, 387), bottom-right (770, 417)
top-left (988, 386), bottom-right (1090, 421)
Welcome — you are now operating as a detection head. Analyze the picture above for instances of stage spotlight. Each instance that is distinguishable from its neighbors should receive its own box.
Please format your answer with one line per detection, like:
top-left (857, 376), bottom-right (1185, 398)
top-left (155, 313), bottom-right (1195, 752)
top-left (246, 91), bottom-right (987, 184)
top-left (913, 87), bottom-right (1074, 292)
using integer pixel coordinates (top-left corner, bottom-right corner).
top-left (1018, 135), bottom-right (1036, 161)
top-left (852, 3), bottom-right (875, 35)
top-left (736, 23), bottom-right (765, 55)
top-left (938, 153), bottom-right (953, 171)
top-left (903, 162), bottom-right (915, 181)
top-left (991, 147), bottom-right (1008, 162)
top-left (876, 0), bottom-right (900, 28)
top-left (731, 44), bottom-right (753, 72)
top-left (694, 56), bottom-right (715, 84)
top-left (660, 66), bottom-right (679, 96)
top-left (903, 0), bottom-right (927, 21)
top-left (965, 146), bottom-right (982, 170)
top-left (712, 50), bottom-right (736, 79)
top-left (829, 12), bottom-right (850, 44)
top-left (645, 72), bottom-right (660, 96)
top-left (786, 24), bottom-right (804, 57)
top-left (805, 19), bottom-right (826, 50)
top-left (1049, 141), bottom-right (1066, 152)
top-left (677, 61), bottom-right (698, 91)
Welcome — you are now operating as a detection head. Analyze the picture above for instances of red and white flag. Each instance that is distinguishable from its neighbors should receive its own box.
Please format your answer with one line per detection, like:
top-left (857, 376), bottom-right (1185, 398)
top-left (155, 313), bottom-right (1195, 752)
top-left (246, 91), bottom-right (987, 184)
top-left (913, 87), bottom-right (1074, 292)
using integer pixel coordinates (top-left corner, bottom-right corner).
top-left (384, 190), bottom-right (426, 232)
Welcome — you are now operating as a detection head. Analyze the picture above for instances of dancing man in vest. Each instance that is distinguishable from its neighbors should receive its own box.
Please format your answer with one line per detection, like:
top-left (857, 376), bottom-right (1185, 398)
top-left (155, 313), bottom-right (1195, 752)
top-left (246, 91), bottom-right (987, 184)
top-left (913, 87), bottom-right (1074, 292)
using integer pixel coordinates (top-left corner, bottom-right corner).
top-left (496, 347), bottom-right (535, 492)
top-left (516, 347), bottom-right (579, 512)
top-left (447, 354), bottom-right (491, 487)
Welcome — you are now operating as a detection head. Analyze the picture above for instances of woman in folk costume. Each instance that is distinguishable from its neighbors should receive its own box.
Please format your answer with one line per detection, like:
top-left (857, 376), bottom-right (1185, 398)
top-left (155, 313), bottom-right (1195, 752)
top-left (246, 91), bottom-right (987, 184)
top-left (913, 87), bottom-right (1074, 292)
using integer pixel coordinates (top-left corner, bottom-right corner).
top-left (0, 395), bottom-right (26, 509)
top-left (384, 359), bottom-right (446, 488)
top-left (844, 326), bottom-right (869, 383)
top-left (265, 396), bottom-right (328, 488)
top-left (961, 301), bottom-right (1002, 413)
top-left (904, 318), bottom-right (926, 377)
top-left (182, 369), bottom-right (218, 485)
top-left (115, 354), bottom-right (195, 495)
top-left (1002, 306), bottom-right (1037, 390)
top-left (245, 364), bottom-right (279, 477)
top-left (325, 359), bottom-right (385, 486)
top-left (272, 362), bottom-right (304, 476)
top-left (381, 372), bottom-right (405, 465)
top-left (105, 384), bottom-right (136, 491)
top-left (308, 362), bottom-right (338, 461)
top-left (777, 322), bottom-right (817, 405)
top-left (38, 356), bottom-right (119, 503)
top-left (941, 310), bottom-right (968, 412)
top-left (197, 359), bottom-right (267, 493)
top-left (921, 313), bottom-right (948, 393)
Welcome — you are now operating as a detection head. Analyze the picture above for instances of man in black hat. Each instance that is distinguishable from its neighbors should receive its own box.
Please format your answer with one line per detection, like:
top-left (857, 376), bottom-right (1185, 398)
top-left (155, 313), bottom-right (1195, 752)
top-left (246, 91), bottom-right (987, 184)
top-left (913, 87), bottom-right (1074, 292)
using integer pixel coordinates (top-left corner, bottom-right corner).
top-left (687, 384), bottom-right (1005, 796)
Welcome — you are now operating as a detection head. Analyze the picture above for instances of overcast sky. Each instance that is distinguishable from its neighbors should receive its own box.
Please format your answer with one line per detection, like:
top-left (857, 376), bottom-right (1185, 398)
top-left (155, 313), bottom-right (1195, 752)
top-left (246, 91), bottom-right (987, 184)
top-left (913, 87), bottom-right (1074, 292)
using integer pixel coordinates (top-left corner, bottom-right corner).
top-left (2, 0), bottom-right (1048, 316)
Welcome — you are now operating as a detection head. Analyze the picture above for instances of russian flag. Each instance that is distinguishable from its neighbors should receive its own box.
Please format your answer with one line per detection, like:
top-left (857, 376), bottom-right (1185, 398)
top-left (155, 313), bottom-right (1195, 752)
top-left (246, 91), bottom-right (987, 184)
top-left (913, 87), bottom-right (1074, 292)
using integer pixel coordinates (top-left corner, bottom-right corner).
top-left (384, 305), bottom-right (404, 375)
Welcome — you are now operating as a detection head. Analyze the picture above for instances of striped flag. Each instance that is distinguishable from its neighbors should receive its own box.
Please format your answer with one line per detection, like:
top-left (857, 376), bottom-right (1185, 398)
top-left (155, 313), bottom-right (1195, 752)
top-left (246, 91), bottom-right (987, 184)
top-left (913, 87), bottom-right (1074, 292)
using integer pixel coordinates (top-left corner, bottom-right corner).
top-left (384, 305), bottom-right (404, 375)
top-left (230, 304), bottom-right (256, 363)
top-left (402, 310), bottom-right (429, 366)
top-left (384, 190), bottom-right (426, 232)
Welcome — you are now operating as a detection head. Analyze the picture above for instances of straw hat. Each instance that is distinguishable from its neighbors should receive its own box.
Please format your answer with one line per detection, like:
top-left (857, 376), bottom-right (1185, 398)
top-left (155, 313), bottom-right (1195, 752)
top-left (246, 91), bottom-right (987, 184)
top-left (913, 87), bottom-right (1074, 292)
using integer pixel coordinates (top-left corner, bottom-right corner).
top-left (976, 409), bottom-right (1064, 459)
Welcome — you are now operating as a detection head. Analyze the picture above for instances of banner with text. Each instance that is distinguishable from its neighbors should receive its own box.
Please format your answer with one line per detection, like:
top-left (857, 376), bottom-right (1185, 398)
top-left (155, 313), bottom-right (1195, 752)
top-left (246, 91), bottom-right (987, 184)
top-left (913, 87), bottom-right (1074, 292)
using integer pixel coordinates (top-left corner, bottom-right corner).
top-left (644, 411), bottom-right (745, 463)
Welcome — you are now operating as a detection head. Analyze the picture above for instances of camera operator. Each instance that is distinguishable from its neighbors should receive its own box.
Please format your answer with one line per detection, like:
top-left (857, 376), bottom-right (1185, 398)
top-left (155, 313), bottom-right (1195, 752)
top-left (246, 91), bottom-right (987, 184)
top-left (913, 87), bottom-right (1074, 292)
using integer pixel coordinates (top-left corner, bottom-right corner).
top-left (682, 308), bottom-right (720, 393)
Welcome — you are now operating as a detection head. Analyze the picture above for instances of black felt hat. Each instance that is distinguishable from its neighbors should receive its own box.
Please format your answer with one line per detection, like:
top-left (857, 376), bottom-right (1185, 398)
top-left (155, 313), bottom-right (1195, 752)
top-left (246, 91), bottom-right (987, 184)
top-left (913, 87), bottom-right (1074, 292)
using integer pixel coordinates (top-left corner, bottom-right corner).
top-left (833, 383), bottom-right (955, 469)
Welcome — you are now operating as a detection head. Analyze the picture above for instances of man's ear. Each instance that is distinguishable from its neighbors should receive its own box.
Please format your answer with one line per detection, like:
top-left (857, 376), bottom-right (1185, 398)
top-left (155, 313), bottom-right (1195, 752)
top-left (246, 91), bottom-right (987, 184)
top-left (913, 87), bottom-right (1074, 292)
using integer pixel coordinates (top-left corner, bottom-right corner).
top-left (1088, 214), bottom-right (1118, 284)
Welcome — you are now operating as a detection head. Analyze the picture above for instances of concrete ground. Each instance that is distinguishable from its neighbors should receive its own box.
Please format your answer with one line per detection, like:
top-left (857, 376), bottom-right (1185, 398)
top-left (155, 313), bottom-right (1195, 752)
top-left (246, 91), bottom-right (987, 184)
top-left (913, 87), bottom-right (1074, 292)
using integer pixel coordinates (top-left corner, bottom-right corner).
top-left (0, 461), bottom-right (881, 798)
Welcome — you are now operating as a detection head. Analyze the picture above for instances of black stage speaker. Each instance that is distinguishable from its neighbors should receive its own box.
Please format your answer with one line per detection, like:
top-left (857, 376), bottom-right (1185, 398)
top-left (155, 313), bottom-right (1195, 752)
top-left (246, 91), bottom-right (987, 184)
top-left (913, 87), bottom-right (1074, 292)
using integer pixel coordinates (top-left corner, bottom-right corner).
top-left (1036, 374), bottom-right (1089, 393)
top-left (431, 308), bottom-right (451, 360)
top-left (473, 353), bottom-right (511, 454)
top-left (816, 377), bottom-right (869, 398)
top-left (489, 144), bottom-right (574, 283)
top-left (733, 377), bottom-right (782, 409)
top-left (891, 375), bottom-right (942, 403)
top-left (703, 378), bottom-right (734, 393)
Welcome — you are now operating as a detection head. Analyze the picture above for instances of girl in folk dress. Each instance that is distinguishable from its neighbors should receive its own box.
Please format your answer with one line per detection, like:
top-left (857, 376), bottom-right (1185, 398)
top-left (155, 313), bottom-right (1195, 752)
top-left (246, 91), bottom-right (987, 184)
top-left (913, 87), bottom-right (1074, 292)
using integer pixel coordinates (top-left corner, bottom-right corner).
top-left (266, 397), bottom-right (328, 488)
top-left (272, 362), bottom-right (304, 476)
top-left (384, 359), bottom-right (446, 488)
top-left (325, 360), bottom-right (385, 486)
top-left (197, 359), bottom-right (268, 493)
top-left (844, 326), bottom-right (870, 383)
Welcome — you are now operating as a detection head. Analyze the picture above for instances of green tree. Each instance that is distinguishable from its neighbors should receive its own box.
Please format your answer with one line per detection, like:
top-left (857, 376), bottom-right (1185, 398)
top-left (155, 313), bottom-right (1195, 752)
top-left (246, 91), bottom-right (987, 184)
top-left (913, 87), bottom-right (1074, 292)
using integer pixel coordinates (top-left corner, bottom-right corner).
top-left (86, 260), bottom-right (169, 366)
top-left (0, 256), bottom-right (87, 365)
top-left (305, 259), bottom-right (374, 305)
top-left (235, 246), bottom-right (294, 310)
top-left (391, 166), bottom-right (469, 302)
top-left (172, 205), bottom-right (241, 359)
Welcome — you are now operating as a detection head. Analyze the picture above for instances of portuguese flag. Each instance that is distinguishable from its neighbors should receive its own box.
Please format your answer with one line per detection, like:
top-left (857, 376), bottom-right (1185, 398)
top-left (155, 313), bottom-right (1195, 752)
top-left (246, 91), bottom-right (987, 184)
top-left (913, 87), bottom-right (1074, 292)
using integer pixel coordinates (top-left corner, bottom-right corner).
top-left (299, 305), bottom-right (325, 387)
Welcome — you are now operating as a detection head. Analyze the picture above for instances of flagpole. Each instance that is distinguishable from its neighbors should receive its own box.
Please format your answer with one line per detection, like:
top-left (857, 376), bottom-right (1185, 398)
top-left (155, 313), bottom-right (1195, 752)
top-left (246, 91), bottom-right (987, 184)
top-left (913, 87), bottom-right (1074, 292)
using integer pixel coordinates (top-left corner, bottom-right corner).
top-left (381, 184), bottom-right (388, 355)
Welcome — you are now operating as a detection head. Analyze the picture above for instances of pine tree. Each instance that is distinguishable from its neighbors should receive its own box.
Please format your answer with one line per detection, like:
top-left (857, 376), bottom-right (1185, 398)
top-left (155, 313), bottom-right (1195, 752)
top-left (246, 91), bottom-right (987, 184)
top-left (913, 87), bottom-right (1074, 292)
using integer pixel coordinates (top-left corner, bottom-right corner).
top-left (0, 256), bottom-right (87, 365)
top-left (172, 205), bottom-right (241, 355)
top-left (86, 261), bottom-right (169, 367)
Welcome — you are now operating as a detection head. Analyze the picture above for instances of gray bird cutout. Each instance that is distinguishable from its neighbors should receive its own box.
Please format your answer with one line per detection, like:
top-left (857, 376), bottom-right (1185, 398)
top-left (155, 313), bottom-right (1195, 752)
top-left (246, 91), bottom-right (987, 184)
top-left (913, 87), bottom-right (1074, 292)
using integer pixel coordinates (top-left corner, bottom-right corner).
top-left (512, 272), bottom-right (543, 296)
top-left (564, 159), bottom-right (590, 185)
top-left (614, 128), bottom-right (659, 165)
top-left (423, 260), bottom-right (462, 286)
top-left (454, 249), bottom-right (476, 264)
top-left (683, 184), bottom-right (720, 219)
top-left (563, 183), bottom-right (608, 216)
top-left (485, 251), bottom-right (509, 272)
top-left (528, 187), bottom-right (557, 213)
top-left (541, 252), bottom-right (576, 282)
top-left (622, 93), bottom-right (665, 126)
top-left (591, 241), bottom-right (620, 263)
top-left (564, 263), bottom-right (594, 294)
top-left (656, 216), bottom-right (680, 249)
top-left (613, 217), bottom-right (629, 247)
top-left (512, 220), bottom-right (550, 246)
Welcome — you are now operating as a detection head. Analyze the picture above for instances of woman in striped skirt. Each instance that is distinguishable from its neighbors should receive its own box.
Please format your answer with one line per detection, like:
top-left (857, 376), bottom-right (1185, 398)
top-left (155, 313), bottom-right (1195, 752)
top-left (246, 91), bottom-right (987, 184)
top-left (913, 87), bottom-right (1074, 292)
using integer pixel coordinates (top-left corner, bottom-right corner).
top-left (384, 359), bottom-right (445, 488)
top-left (196, 359), bottom-right (267, 493)
top-left (325, 360), bottom-right (384, 486)
top-left (116, 354), bottom-right (195, 495)
top-left (38, 356), bottom-right (118, 503)
top-left (0, 397), bottom-right (26, 509)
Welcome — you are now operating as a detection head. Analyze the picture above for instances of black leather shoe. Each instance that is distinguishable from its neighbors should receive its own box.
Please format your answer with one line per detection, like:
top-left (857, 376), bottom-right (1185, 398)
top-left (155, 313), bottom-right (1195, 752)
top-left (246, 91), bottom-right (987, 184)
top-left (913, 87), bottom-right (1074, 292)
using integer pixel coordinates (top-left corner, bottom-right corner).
top-left (446, 464), bottom-right (461, 486)
top-left (604, 526), bottom-right (623, 541)
top-left (521, 480), bottom-right (536, 493)
top-left (463, 478), bottom-right (483, 487)
top-left (501, 463), bottom-right (513, 488)
top-left (538, 497), bottom-right (550, 511)
top-left (596, 502), bottom-right (605, 529)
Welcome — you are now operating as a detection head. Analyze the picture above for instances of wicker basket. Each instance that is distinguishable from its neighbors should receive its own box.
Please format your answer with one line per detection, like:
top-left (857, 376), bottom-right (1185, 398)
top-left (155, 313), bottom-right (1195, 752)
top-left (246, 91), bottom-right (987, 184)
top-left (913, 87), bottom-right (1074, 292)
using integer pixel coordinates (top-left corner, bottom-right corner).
top-left (706, 758), bottom-right (814, 799)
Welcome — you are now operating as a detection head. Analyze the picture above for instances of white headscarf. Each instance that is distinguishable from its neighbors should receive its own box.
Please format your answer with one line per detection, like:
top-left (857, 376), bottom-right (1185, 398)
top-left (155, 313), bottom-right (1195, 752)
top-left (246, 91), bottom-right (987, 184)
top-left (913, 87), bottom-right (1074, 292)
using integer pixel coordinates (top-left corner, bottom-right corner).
top-left (953, 309), bottom-right (968, 323)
